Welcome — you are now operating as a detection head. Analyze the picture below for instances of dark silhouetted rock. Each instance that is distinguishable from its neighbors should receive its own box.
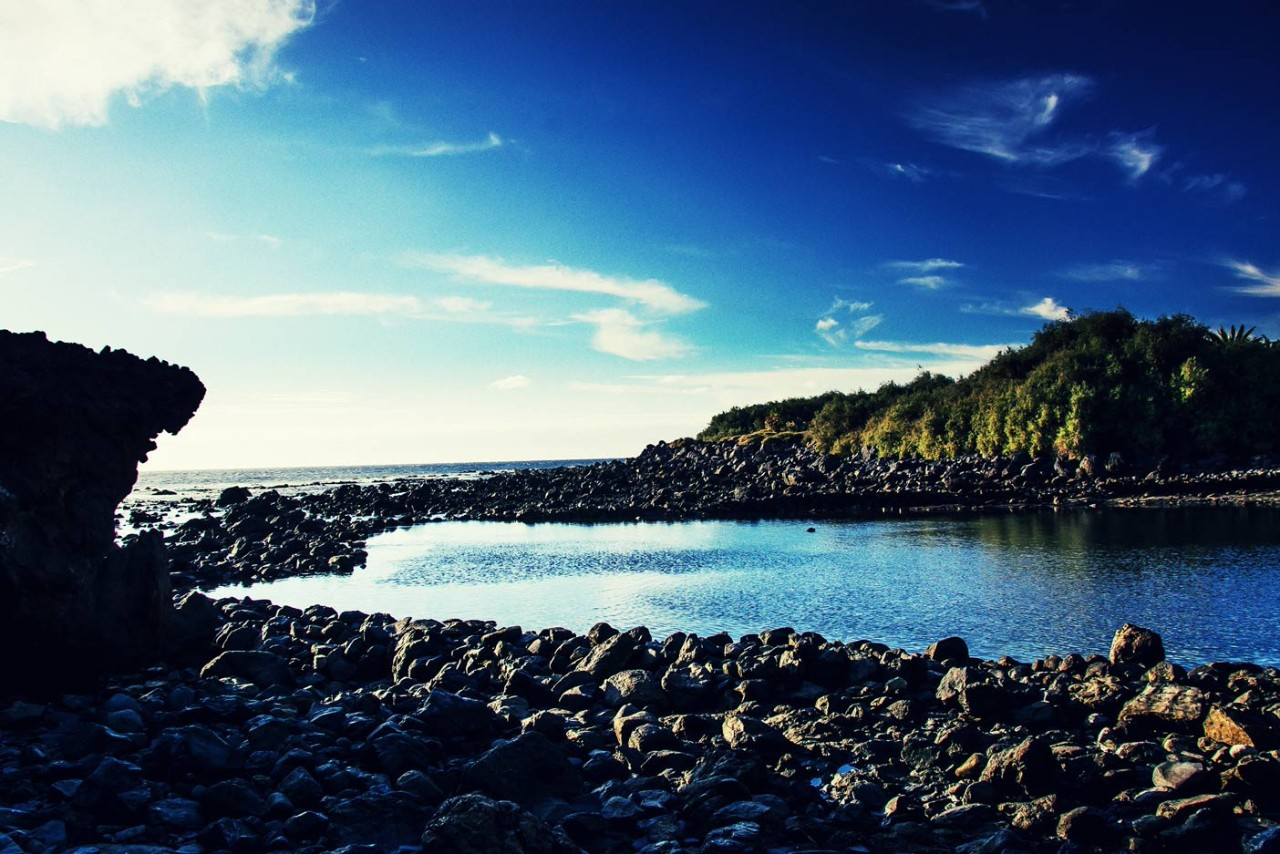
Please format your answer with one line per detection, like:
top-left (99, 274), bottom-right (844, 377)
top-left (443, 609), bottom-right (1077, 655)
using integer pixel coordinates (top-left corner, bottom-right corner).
top-left (421, 793), bottom-right (579, 854)
top-left (0, 330), bottom-right (204, 690)
top-left (201, 650), bottom-right (296, 688)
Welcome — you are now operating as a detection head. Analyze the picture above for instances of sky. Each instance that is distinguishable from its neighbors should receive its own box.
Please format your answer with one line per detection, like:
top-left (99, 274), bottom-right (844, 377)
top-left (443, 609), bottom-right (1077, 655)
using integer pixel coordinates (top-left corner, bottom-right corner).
top-left (2, 1), bottom-right (1278, 470)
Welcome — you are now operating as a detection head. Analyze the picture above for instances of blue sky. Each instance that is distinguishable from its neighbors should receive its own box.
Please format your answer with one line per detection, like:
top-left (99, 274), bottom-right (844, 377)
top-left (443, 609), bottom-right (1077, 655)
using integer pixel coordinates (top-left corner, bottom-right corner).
top-left (2, 1), bottom-right (1278, 469)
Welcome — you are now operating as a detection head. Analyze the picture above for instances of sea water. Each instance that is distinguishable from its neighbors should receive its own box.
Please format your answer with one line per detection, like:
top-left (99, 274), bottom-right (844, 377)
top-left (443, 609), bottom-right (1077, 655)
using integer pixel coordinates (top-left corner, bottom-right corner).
top-left (208, 507), bottom-right (1280, 667)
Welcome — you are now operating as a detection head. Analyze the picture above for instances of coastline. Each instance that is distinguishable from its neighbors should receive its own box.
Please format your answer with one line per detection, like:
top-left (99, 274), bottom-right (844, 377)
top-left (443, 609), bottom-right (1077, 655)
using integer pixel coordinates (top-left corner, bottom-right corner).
top-left (8, 439), bottom-right (1277, 852)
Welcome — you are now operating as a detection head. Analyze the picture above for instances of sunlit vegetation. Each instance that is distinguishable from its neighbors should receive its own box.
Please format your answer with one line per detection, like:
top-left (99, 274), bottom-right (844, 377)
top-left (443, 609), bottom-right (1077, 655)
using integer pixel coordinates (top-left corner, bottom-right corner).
top-left (698, 310), bottom-right (1280, 462)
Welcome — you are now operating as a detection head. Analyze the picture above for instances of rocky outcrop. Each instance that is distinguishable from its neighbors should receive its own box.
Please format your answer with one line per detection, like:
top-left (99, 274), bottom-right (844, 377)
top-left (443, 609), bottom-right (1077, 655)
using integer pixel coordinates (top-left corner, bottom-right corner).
top-left (0, 330), bottom-right (204, 689)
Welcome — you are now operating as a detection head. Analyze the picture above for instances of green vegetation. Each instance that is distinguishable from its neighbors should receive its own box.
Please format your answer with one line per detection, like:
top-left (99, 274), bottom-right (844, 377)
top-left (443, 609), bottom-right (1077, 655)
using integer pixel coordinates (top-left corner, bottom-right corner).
top-left (697, 310), bottom-right (1280, 462)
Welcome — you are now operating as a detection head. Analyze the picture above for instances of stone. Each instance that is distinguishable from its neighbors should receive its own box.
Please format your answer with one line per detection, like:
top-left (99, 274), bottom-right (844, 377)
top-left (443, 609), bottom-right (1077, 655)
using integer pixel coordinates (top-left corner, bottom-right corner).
top-left (1109, 624), bottom-right (1165, 668)
top-left (603, 669), bottom-right (667, 709)
top-left (721, 712), bottom-right (791, 756)
top-left (417, 689), bottom-right (499, 739)
top-left (1118, 683), bottom-right (1208, 733)
top-left (1056, 805), bottom-right (1116, 846)
top-left (1152, 760), bottom-right (1214, 794)
top-left (980, 736), bottom-right (1059, 798)
top-left (463, 731), bottom-right (582, 805)
top-left (575, 632), bottom-right (639, 679)
top-left (421, 793), bottom-right (579, 853)
top-left (926, 636), bottom-right (970, 663)
top-left (327, 790), bottom-right (426, 849)
top-left (1204, 704), bottom-right (1276, 748)
top-left (200, 650), bottom-right (295, 688)
top-left (1154, 793), bottom-right (1237, 823)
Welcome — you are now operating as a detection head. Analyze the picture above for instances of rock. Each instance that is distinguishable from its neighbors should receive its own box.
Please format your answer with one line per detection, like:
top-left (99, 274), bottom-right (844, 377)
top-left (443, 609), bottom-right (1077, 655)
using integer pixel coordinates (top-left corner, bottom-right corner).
top-left (463, 731), bottom-right (582, 805)
top-left (1245, 827), bottom-right (1280, 854)
top-left (576, 632), bottom-right (639, 679)
top-left (421, 793), bottom-right (579, 853)
top-left (327, 790), bottom-right (426, 849)
top-left (721, 712), bottom-right (791, 756)
top-left (926, 636), bottom-right (970, 663)
top-left (1109, 624), bottom-right (1165, 668)
top-left (1118, 683), bottom-right (1208, 733)
top-left (980, 736), bottom-right (1059, 798)
top-left (1204, 704), bottom-right (1277, 748)
top-left (0, 331), bottom-right (204, 690)
top-left (1154, 792), bottom-right (1237, 823)
top-left (1152, 760), bottom-right (1214, 794)
top-left (603, 669), bottom-right (667, 709)
top-left (1056, 805), bottom-right (1116, 847)
top-left (201, 650), bottom-right (296, 688)
top-left (417, 689), bottom-right (499, 739)
top-left (217, 485), bottom-right (252, 507)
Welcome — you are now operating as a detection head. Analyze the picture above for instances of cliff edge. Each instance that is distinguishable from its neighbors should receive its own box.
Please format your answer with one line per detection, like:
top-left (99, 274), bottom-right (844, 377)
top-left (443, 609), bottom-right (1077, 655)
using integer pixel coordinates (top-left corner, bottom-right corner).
top-left (0, 330), bottom-right (205, 689)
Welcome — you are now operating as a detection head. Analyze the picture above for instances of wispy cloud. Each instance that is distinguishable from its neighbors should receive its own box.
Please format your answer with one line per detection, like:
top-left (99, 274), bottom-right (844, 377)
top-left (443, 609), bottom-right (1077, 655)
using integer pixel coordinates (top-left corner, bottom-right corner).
top-left (572, 308), bottom-right (693, 361)
top-left (887, 258), bottom-right (963, 289)
top-left (909, 73), bottom-right (1095, 166)
top-left (0, 257), bottom-right (35, 275)
top-left (854, 339), bottom-right (1017, 361)
top-left (887, 258), bottom-right (964, 273)
top-left (964, 296), bottom-right (1071, 321)
top-left (0, 0), bottom-right (314, 128)
top-left (1060, 261), bottom-right (1153, 282)
top-left (1182, 173), bottom-right (1247, 203)
top-left (1226, 260), bottom-right (1280, 296)
top-left (206, 232), bottom-right (283, 247)
top-left (371, 132), bottom-right (504, 158)
top-left (489, 375), bottom-right (532, 391)
top-left (865, 160), bottom-right (936, 182)
top-left (404, 253), bottom-right (706, 315)
top-left (816, 298), bottom-right (882, 347)
top-left (1109, 132), bottom-right (1162, 180)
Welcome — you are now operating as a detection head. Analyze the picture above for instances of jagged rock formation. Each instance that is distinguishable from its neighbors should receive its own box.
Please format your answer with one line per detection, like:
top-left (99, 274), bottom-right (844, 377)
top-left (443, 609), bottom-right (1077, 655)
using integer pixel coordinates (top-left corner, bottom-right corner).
top-left (0, 330), bottom-right (204, 689)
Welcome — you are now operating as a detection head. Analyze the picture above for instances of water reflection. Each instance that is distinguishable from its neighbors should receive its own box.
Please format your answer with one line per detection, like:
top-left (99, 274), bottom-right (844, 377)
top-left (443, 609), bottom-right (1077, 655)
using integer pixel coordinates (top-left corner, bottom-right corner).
top-left (211, 508), bottom-right (1280, 667)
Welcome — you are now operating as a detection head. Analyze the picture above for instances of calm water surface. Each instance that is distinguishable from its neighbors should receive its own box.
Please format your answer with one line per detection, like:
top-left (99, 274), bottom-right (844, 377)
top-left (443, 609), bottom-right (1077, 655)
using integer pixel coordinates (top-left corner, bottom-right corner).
top-left (211, 508), bottom-right (1280, 667)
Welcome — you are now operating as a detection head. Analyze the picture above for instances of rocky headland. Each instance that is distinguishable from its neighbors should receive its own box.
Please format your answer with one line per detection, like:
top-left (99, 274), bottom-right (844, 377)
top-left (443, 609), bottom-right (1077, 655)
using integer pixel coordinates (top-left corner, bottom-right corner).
top-left (5, 332), bottom-right (1280, 852)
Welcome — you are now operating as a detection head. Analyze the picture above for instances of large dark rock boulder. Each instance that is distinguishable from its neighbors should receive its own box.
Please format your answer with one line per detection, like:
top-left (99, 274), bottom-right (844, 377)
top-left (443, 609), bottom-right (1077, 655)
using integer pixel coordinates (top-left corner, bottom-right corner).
top-left (0, 330), bottom-right (204, 689)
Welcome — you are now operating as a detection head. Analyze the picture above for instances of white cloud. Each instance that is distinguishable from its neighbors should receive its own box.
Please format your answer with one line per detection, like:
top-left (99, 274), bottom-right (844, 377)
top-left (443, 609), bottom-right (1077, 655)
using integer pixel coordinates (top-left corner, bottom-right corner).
top-left (1109, 132), bottom-right (1162, 180)
top-left (1060, 261), bottom-right (1151, 282)
top-left (573, 308), bottom-right (693, 361)
top-left (489, 375), bottom-right (532, 391)
top-left (371, 132), bottom-right (504, 158)
top-left (405, 253), bottom-right (706, 315)
top-left (1022, 297), bottom-right (1070, 320)
top-left (909, 74), bottom-right (1095, 166)
top-left (143, 291), bottom-right (423, 318)
top-left (816, 298), bottom-right (882, 347)
top-left (1227, 260), bottom-right (1280, 296)
top-left (853, 339), bottom-right (1018, 361)
top-left (887, 258), bottom-right (964, 273)
top-left (0, 257), bottom-right (35, 275)
top-left (868, 160), bottom-right (935, 182)
top-left (899, 275), bottom-right (948, 290)
top-left (0, 0), bottom-right (314, 128)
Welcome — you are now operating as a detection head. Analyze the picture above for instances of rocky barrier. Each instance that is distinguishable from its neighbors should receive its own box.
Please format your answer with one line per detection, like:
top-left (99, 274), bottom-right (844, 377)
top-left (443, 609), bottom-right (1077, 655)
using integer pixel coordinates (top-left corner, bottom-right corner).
top-left (143, 437), bottom-right (1280, 591)
top-left (1, 609), bottom-right (1277, 853)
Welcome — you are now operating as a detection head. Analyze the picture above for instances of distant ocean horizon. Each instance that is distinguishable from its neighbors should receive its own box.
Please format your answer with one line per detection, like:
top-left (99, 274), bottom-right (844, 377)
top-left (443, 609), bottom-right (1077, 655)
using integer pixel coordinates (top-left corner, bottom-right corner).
top-left (133, 458), bottom-right (615, 501)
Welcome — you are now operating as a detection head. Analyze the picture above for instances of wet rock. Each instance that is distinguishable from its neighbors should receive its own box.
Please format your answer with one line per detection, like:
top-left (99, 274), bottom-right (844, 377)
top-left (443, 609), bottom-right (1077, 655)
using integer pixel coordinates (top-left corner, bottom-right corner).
top-left (327, 790), bottom-right (426, 849)
top-left (926, 636), bottom-right (970, 663)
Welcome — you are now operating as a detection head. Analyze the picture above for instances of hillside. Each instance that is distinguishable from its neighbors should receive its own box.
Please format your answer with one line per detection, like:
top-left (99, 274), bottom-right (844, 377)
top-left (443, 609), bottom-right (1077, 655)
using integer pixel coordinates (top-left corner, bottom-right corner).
top-left (699, 310), bottom-right (1280, 463)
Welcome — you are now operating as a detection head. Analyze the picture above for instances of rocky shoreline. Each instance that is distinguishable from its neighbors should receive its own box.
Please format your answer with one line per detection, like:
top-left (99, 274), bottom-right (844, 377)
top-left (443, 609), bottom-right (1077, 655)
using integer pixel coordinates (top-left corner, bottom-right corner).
top-left (134, 437), bottom-right (1280, 592)
top-left (2, 604), bottom-right (1278, 853)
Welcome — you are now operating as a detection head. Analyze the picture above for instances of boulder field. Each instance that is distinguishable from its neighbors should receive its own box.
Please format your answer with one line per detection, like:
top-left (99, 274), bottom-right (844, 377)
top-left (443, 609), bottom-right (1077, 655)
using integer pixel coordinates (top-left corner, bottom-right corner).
top-left (1, 612), bottom-right (1278, 853)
